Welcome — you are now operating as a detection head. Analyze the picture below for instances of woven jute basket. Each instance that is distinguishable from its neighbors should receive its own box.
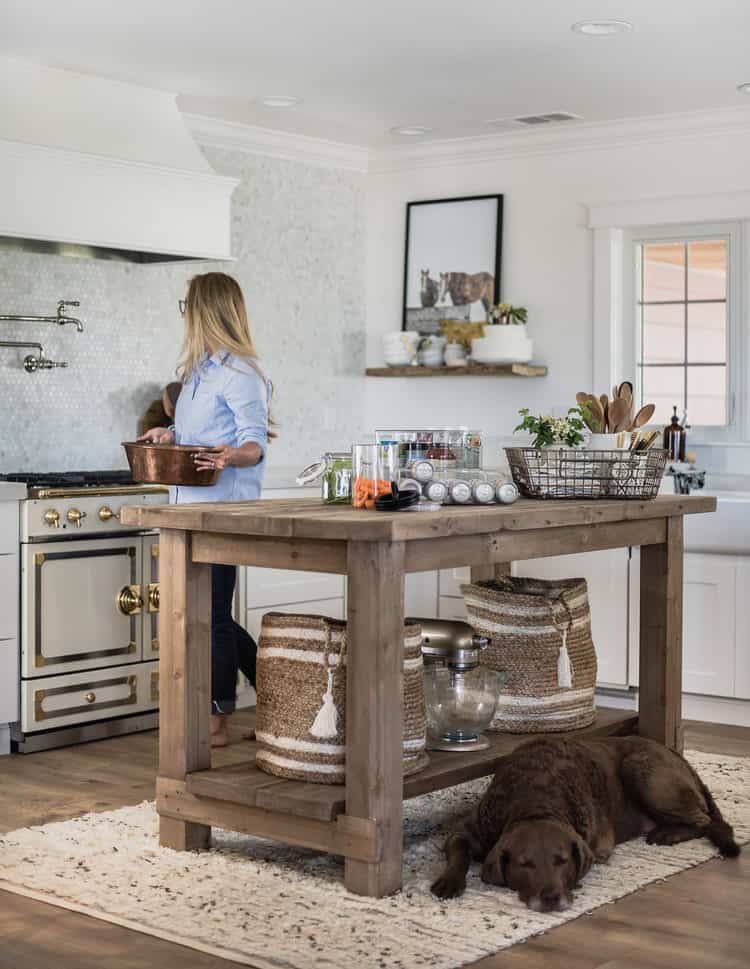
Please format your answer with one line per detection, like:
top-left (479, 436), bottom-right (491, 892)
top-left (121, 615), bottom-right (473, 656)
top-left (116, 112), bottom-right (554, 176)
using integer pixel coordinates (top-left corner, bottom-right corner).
top-left (255, 612), bottom-right (429, 784)
top-left (461, 576), bottom-right (597, 733)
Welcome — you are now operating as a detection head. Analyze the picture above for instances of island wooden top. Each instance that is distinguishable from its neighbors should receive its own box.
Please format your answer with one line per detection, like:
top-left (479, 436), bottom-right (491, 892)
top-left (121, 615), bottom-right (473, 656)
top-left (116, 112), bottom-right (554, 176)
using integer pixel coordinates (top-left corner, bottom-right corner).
top-left (121, 494), bottom-right (716, 543)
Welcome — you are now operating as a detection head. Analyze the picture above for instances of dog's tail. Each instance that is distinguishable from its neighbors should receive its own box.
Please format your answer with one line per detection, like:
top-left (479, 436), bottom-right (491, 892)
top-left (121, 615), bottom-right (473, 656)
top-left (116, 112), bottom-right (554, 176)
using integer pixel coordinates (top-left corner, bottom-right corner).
top-left (701, 782), bottom-right (741, 858)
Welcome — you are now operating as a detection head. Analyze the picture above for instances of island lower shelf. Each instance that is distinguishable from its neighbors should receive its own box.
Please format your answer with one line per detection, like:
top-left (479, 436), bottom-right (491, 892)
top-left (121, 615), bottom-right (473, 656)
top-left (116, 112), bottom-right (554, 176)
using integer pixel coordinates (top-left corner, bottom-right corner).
top-left (179, 707), bottom-right (637, 824)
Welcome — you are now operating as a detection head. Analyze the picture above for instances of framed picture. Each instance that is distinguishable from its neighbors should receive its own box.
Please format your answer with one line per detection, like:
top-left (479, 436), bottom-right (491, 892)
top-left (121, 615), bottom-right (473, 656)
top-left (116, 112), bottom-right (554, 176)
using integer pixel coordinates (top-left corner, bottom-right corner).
top-left (402, 194), bottom-right (503, 333)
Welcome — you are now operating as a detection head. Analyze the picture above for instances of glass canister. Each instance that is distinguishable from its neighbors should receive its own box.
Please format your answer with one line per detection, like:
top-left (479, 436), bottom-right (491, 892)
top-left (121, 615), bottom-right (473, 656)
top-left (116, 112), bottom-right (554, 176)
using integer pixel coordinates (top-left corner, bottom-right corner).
top-left (352, 443), bottom-right (398, 509)
top-left (296, 451), bottom-right (352, 504)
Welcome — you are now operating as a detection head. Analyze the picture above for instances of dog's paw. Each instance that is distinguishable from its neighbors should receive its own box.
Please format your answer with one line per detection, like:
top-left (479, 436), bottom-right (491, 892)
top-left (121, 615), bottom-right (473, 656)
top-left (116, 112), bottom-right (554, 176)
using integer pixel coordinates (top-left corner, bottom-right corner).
top-left (430, 874), bottom-right (465, 900)
top-left (646, 828), bottom-right (686, 846)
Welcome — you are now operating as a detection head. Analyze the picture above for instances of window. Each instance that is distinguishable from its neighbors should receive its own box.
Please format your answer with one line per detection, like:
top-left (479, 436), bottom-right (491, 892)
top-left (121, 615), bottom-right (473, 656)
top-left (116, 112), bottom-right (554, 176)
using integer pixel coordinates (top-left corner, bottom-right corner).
top-left (635, 230), bottom-right (731, 428)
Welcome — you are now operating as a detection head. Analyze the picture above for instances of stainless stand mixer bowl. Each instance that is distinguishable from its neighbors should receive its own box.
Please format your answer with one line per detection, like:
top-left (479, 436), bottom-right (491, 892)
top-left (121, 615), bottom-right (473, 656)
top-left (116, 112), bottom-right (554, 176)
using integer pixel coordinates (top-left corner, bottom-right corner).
top-left (410, 618), bottom-right (505, 752)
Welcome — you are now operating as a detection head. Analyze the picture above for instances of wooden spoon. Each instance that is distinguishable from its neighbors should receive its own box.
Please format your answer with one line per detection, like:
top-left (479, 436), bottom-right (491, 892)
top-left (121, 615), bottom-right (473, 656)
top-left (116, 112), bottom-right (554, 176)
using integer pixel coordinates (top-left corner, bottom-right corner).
top-left (586, 395), bottom-right (606, 433)
top-left (632, 403), bottom-right (655, 429)
top-left (599, 394), bottom-right (609, 432)
top-left (607, 397), bottom-right (630, 433)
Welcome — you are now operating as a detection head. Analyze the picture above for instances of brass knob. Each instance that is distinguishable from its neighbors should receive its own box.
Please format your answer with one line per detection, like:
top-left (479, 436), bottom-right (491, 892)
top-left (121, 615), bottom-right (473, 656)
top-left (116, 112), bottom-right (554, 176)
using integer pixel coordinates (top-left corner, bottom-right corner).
top-left (117, 584), bottom-right (143, 615)
top-left (147, 582), bottom-right (160, 613)
top-left (43, 508), bottom-right (60, 528)
top-left (98, 505), bottom-right (120, 522)
top-left (85, 691), bottom-right (96, 703)
top-left (67, 508), bottom-right (87, 528)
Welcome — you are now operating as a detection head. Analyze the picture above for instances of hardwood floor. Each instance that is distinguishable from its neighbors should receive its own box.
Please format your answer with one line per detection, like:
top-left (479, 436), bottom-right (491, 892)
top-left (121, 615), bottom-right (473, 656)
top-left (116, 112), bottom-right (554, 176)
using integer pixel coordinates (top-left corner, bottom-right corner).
top-left (0, 715), bottom-right (747, 969)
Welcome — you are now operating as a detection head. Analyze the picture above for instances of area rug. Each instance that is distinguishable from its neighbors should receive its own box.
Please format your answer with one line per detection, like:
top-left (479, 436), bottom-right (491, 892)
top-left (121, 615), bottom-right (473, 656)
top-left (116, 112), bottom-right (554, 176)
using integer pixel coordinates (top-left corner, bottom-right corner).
top-left (0, 750), bottom-right (748, 969)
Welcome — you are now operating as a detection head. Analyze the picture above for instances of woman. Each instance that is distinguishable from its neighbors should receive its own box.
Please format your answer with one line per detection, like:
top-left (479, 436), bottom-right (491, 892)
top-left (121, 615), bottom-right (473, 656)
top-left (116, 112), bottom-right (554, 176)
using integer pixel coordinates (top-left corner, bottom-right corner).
top-left (140, 272), bottom-right (271, 748)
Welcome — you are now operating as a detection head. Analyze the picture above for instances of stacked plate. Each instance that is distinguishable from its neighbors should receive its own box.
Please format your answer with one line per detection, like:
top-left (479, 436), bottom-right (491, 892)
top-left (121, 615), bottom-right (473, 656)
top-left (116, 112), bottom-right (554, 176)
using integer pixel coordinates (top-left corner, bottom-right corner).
top-left (383, 331), bottom-right (419, 367)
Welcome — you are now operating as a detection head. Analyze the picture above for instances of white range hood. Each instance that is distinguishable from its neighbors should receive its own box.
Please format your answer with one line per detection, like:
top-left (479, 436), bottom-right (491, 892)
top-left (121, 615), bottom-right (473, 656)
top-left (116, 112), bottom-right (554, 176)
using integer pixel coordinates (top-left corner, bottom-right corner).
top-left (0, 59), bottom-right (238, 262)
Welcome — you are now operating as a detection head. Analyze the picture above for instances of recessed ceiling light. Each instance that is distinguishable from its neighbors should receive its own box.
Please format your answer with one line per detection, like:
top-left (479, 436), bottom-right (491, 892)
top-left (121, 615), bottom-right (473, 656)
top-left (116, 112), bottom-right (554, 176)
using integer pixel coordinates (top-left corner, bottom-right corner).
top-left (260, 96), bottom-right (301, 108)
top-left (571, 20), bottom-right (633, 35)
top-left (737, 82), bottom-right (750, 94)
top-left (390, 125), bottom-right (432, 136)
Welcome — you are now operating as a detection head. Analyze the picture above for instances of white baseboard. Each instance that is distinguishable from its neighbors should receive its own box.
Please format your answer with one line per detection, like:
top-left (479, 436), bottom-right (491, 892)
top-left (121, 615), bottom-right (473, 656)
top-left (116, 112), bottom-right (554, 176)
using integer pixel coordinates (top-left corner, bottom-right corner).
top-left (595, 689), bottom-right (750, 728)
top-left (0, 724), bottom-right (10, 756)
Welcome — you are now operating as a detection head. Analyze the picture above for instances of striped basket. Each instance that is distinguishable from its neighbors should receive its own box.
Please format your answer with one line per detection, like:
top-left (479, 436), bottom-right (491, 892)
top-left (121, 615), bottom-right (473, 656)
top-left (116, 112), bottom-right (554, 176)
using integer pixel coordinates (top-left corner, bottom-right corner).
top-left (255, 612), bottom-right (429, 784)
top-left (461, 576), bottom-right (597, 733)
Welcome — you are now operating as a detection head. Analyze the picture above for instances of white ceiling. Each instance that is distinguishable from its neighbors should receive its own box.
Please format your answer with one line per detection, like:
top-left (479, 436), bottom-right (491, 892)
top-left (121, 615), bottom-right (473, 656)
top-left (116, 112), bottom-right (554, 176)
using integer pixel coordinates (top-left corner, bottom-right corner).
top-left (2, 0), bottom-right (750, 148)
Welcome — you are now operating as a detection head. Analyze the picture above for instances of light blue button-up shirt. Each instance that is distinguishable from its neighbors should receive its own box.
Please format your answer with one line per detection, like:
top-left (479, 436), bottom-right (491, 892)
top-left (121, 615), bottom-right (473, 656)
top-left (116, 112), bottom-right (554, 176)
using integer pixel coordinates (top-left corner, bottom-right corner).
top-left (171, 350), bottom-right (269, 504)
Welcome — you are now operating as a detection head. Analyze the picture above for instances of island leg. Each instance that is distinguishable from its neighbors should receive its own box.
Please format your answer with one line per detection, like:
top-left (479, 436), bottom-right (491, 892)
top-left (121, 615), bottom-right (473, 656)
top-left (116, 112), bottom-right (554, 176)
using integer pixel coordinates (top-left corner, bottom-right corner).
top-left (639, 517), bottom-right (684, 752)
top-left (158, 528), bottom-right (212, 849)
top-left (345, 540), bottom-right (406, 897)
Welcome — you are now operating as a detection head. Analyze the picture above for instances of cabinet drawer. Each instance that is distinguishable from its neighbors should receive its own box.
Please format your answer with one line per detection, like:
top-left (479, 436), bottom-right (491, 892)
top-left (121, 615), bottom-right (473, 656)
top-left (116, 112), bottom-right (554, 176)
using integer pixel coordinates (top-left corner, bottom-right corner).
top-left (21, 662), bottom-right (149, 733)
top-left (246, 598), bottom-right (344, 641)
top-left (0, 552), bottom-right (18, 638)
top-left (141, 659), bottom-right (160, 710)
top-left (0, 503), bottom-right (18, 554)
top-left (246, 567), bottom-right (344, 610)
top-left (439, 567), bottom-right (471, 598)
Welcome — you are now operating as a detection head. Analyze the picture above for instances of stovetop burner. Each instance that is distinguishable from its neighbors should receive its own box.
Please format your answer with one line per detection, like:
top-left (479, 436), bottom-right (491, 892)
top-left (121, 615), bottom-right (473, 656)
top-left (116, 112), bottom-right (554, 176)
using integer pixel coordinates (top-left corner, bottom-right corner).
top-left (0, 470), bottom-right (135, 489)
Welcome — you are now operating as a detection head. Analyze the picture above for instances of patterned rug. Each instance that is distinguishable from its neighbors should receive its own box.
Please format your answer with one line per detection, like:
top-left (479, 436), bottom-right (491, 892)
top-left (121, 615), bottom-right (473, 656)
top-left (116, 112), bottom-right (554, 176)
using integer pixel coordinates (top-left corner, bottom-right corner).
top-left (0, 750), bottom-right (747, 969)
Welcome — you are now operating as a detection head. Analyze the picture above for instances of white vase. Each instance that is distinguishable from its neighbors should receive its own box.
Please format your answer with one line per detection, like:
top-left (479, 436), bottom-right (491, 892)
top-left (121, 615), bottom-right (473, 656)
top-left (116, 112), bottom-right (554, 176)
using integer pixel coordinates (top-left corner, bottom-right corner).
top-left (587, 433), bottom-right (628, 450)
top-left (471, 326), bottom-right (533, 364)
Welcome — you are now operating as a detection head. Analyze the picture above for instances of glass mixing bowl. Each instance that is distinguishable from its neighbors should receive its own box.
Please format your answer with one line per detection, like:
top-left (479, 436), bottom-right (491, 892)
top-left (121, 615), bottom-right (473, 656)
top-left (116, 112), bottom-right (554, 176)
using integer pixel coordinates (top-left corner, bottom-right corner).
top-left (423, 666), bottom-right (505, 744)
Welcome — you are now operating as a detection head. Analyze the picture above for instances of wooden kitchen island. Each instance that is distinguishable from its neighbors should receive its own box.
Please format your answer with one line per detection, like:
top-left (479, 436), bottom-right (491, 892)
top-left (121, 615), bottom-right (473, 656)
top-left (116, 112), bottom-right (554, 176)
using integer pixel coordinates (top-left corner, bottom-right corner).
top-left (121, 494), bottom-right (715, 898)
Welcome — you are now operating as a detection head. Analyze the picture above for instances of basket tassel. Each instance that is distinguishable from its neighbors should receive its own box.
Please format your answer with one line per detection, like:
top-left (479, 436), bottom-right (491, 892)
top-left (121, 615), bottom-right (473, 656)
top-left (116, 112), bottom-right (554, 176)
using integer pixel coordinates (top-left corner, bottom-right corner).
top-left (557, 628), bottom-right (573, 688)
top-left (310, 661), bottom-right (339, 739)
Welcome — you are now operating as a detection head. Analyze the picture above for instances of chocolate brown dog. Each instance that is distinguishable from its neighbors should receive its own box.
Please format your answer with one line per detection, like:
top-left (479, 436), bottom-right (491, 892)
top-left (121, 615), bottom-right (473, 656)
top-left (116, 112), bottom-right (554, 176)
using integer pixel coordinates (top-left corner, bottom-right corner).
top-left (431, 736), bottom-right (739, 912)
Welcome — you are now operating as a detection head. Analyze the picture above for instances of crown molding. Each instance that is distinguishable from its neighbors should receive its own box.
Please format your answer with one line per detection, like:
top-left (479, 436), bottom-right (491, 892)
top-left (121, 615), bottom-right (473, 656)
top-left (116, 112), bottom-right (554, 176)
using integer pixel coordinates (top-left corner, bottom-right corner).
top-left (185, 105), bottom-right (750, 176)
top-left (184, 113), bottom-right (369, 173)
top-left (367, 105), bottom-right (750, 174)
top-left (587, 189), bottom-right (750, 228)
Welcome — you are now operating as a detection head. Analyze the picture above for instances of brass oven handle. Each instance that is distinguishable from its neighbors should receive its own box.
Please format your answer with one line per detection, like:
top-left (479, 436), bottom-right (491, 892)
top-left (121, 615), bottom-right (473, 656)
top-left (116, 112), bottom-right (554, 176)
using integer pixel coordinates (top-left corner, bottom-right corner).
top-left (117, 584), bottom-right (143, 616)
top-left (147, 582), bottom-right (160, 613)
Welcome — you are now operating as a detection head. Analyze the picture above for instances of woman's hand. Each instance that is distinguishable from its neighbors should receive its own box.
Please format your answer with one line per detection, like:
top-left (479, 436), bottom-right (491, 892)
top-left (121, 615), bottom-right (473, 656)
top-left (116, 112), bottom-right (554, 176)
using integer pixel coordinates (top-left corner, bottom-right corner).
top-left (193, 442), bottom-right (262, 473)
top-left (137, 427), bottom-right (174, 444)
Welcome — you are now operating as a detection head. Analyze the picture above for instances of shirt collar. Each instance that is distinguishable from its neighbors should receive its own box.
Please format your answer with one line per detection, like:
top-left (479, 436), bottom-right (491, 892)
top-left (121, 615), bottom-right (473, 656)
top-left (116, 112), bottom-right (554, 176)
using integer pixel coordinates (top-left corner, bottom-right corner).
top-left (200, 349), bottom-right (231, 370)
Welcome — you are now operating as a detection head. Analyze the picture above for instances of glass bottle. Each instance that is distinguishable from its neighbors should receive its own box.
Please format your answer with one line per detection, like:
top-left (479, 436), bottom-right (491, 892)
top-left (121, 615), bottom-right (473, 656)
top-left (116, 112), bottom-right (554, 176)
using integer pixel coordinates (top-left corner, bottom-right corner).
top-left (663, 406), bottom-right (686, 461)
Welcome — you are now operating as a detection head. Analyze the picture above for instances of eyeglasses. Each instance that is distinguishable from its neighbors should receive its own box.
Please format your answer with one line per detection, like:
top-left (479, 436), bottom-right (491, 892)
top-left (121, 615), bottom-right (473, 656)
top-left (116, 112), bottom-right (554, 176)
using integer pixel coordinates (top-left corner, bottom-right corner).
top-left (178, 299), bottom-right (187, 315)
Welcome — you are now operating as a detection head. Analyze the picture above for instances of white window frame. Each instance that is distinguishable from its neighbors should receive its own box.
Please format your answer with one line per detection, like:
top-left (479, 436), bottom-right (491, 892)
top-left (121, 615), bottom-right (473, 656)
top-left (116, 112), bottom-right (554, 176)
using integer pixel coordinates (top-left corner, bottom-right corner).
top-left (623, 221), bottom-right (741, 443)
top-left (590, 192), bottom-right (750, 447)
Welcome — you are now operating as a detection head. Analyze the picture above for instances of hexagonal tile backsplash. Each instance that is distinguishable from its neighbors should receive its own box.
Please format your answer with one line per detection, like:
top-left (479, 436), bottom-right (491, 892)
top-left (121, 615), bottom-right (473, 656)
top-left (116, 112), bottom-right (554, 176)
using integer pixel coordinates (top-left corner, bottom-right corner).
top-left (0, 146), bottom-right (366, 473)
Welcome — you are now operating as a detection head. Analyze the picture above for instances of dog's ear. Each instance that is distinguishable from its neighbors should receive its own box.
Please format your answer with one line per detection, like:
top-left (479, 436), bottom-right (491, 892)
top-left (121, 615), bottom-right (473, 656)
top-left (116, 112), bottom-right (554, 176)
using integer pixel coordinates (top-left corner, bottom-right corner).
top-left (481, 834), bottom-right (511, 886)
top-left (571, 836), bottom-right (594, 884)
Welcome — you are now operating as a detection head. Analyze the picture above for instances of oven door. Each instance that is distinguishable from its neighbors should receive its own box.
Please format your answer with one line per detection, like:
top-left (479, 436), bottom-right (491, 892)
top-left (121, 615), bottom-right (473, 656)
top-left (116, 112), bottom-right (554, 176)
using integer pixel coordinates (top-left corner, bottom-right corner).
top-left (22, 536), bottom-right (144, 677)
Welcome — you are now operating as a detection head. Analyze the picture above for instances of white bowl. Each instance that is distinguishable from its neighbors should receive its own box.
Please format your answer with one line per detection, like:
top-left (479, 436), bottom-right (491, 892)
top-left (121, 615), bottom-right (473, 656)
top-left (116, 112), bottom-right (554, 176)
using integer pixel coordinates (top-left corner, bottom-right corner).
top-left (471, 328), bottom-right (533, 365)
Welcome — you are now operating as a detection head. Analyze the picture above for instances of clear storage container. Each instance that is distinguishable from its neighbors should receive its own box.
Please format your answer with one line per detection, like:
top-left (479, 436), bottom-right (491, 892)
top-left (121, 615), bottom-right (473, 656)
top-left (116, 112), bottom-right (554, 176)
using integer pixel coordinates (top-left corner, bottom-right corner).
top-left (375, 428), bottom-right (483, 471)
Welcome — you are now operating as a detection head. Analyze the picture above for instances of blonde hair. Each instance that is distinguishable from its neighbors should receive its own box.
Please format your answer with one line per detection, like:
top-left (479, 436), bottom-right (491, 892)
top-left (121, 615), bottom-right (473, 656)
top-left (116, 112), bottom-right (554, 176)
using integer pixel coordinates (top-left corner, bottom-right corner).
top-left (178, 272), bottom-right (276, 437)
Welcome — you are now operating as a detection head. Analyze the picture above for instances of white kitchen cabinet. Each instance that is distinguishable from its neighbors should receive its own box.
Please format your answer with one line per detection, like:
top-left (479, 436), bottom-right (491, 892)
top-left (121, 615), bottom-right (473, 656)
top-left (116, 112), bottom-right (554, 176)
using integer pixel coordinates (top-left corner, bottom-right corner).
top-left (0, 497), bottom-right (20, 745)
top-left (515, 549), bottom-right (631, 689)
top-left (438, 566), bottom-right (472, 599)
top-left (245, 566), bottom-right (344, 609)
top-left (405, 571), bottom-right (439, 617)
top-left (629, 551), bottom-right (749, 701)
top-left (438, 596), bottom-right (468, 620)
top-left (681, 554), bottom-right (737, 698)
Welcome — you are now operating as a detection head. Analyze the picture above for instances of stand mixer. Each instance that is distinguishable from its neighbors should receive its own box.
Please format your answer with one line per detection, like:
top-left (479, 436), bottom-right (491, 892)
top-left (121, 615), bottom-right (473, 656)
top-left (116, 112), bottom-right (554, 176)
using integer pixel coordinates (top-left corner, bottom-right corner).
top-left (411, 618), bottom-right (505, 752)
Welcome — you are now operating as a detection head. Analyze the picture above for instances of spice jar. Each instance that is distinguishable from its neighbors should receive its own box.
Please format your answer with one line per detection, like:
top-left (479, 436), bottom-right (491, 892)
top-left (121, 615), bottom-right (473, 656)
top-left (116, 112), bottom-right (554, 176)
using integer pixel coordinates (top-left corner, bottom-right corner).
top-left (426, 446), bottom-right (457, 473)
top-left (296, 451), bottom-right (352, 504)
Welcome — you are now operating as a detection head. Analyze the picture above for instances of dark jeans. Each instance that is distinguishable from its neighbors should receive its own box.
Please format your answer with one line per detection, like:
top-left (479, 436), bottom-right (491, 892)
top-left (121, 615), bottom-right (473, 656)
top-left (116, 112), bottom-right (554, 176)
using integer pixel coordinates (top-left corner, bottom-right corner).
top-left (211, 564), bottom-right (257, 715)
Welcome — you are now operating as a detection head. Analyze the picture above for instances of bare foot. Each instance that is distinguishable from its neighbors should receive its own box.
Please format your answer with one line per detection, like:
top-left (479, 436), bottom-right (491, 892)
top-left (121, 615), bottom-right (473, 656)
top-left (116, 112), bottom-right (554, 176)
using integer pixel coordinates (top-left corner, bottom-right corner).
top-left (210, 714), bottom-right (229, 748)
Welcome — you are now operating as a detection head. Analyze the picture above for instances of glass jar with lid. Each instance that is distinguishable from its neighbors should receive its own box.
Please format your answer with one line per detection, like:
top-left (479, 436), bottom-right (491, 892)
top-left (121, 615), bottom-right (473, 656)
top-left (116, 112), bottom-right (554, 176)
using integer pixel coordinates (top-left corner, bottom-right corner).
top-left (296, 451), bottom-right (353, 504)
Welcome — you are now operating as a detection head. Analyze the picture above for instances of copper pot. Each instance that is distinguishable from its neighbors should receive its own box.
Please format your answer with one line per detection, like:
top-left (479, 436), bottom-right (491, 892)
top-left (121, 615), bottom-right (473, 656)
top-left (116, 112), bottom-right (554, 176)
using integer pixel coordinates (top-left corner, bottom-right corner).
top-left (122, 442), bottom-right (223, 487)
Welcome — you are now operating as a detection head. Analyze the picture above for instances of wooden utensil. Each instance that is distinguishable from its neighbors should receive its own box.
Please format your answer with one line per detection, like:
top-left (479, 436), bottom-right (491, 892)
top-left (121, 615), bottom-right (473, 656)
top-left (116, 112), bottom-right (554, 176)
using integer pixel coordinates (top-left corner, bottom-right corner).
top-left (632, 403), bottom-right (655, 428)
top-left (586, 395), bottom-right (606, 433)
top-left (607, 397), bottom-right (630, 433)
top-left (599, 394), bottom-right (609, 432)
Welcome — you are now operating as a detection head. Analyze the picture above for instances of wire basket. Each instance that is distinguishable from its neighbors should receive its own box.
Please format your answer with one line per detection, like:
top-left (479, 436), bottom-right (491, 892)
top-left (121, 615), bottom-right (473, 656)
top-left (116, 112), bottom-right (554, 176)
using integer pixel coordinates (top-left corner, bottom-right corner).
top-left (505, 447), bottom-right (668, 500)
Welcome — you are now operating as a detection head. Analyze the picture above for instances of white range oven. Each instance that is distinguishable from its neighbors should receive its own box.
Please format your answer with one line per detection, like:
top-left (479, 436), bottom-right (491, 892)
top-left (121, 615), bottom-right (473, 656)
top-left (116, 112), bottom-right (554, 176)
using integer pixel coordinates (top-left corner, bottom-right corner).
top-left (1, 471), bottom-right (169, 752)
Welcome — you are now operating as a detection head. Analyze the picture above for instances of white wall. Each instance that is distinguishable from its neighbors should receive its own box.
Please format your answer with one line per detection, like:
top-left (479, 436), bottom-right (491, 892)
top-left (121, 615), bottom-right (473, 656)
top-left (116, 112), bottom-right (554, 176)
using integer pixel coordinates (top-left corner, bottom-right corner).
top-left (365, 125), bottom-right (750, 471)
